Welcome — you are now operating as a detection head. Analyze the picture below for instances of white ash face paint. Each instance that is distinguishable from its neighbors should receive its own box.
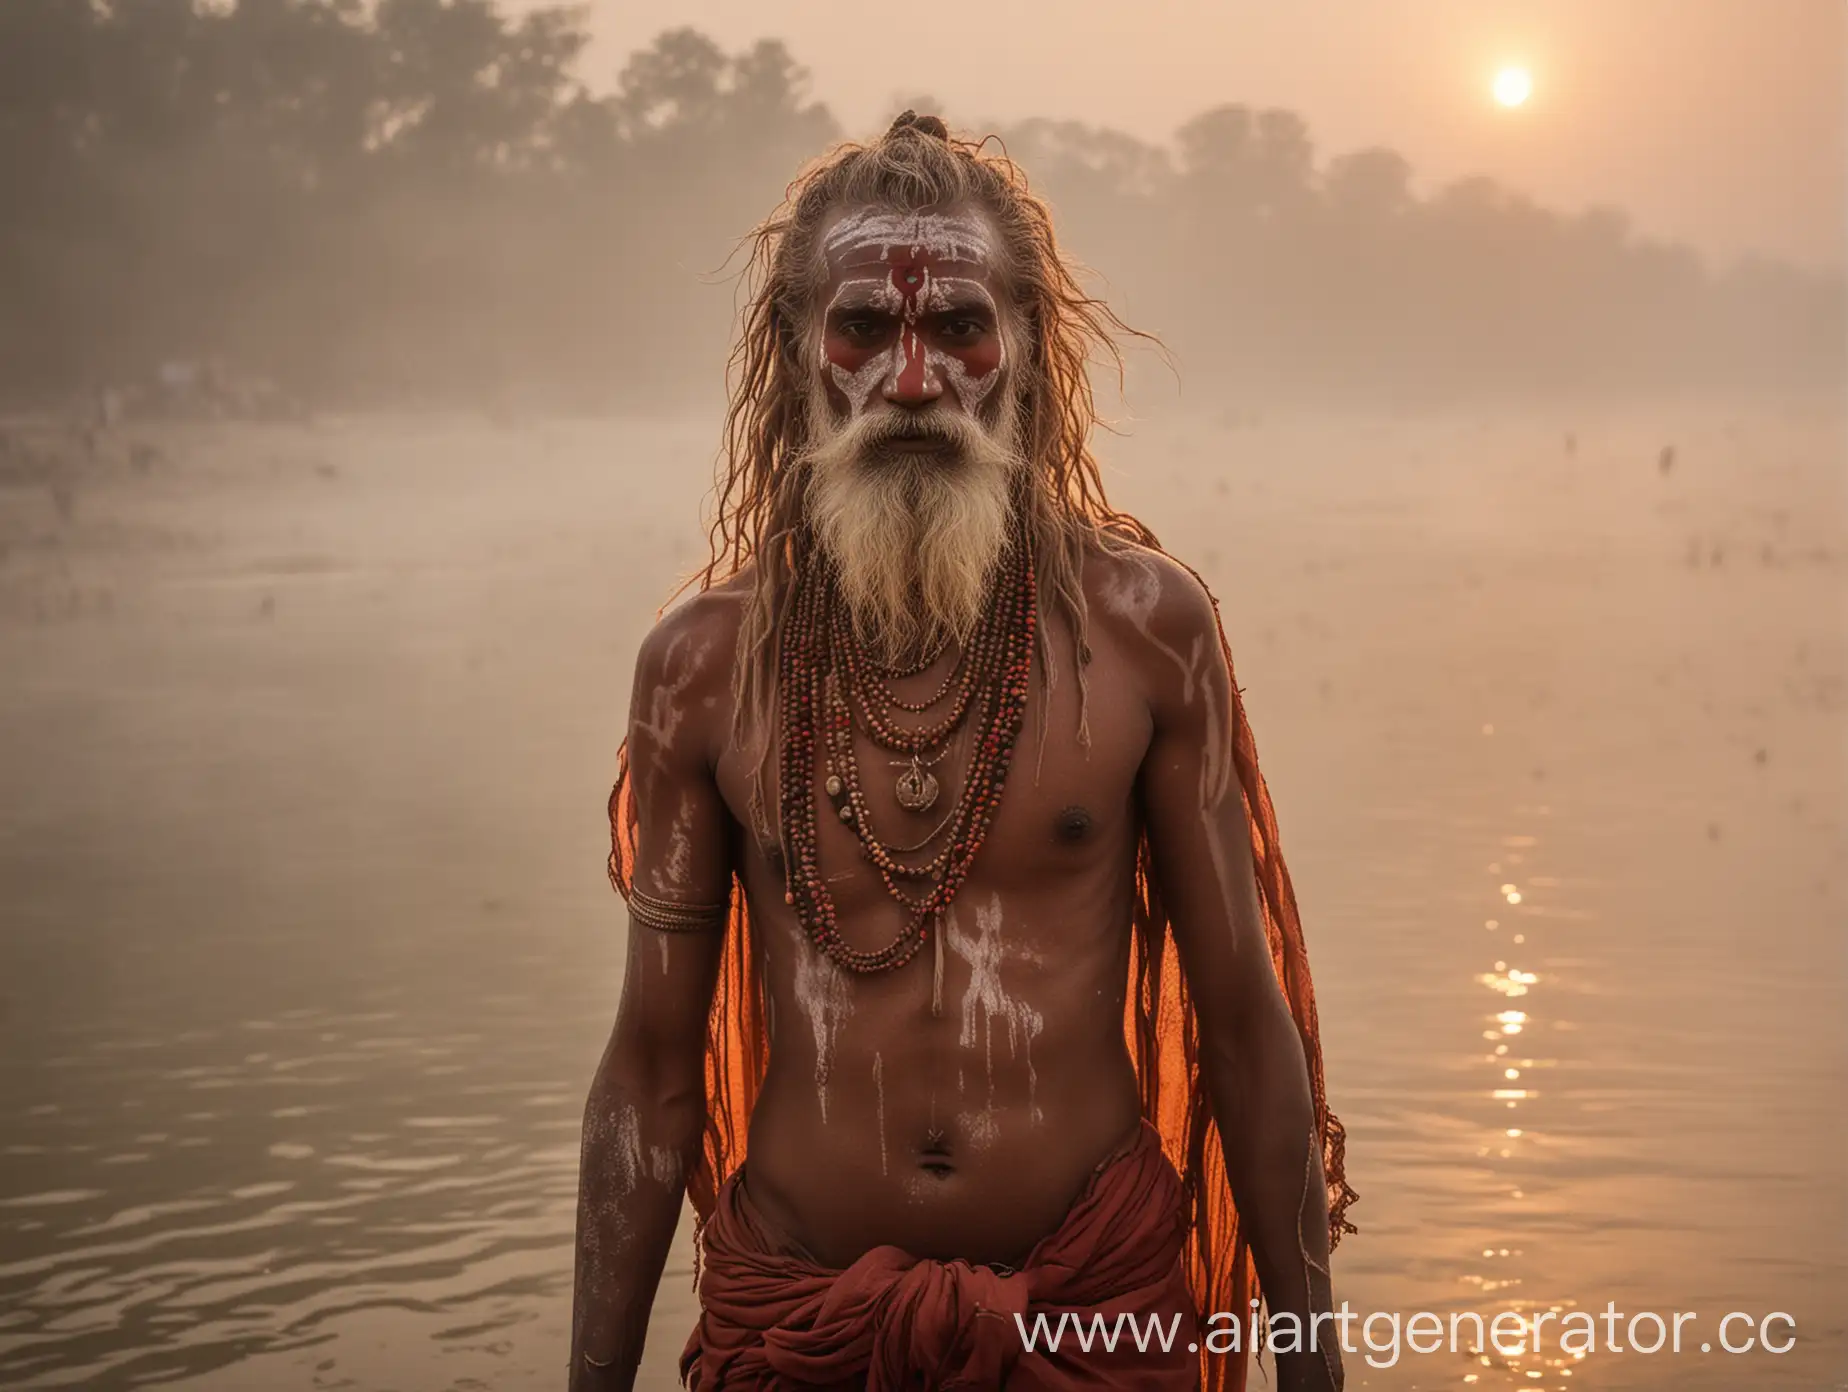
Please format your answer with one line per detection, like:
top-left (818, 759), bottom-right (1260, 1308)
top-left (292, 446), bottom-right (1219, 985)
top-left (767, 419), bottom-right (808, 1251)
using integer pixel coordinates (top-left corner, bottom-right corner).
top-left (937, 347), bottom-right (1001, 414)
top-left (822, 208), bottom-right (998, 264)
top-left (828, 277), bottom-right (906, 316)
top-left (822, 347), bottom-right (891, 420)
top-left (921, 274), bottom-right (1005, 415)
top-left (947, 894), bottom-right (1045, 1125)
top-left (818, 272), bottom-right (1005, 418)
top-left (816, 208), bottom-right (1009, 419)
top-left (790, 927), bottom-right (853, 1123)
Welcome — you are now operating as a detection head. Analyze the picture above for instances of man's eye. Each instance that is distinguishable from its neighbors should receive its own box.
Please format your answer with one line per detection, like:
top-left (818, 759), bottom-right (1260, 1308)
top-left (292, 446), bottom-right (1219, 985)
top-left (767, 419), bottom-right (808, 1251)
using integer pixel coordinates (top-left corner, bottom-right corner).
top-left (941, 318), bottom-right (985, 340)
top-left (836, 319), bottom-right (881, 342)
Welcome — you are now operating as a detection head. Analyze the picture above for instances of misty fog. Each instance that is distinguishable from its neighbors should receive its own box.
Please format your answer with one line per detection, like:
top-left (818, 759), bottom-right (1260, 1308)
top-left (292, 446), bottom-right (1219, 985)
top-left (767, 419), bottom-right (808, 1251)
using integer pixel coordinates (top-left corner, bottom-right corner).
top-left (0, 6), bottom-right (1841, 413)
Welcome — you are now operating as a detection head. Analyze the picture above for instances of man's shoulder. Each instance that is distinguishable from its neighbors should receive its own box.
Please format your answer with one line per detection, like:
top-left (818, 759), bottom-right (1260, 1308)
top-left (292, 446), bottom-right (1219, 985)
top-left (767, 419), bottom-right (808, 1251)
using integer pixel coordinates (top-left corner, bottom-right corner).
top-left (632, 574), bottom-right (750, 698)
top-left (1080, 535), bottom-right (1220, 654)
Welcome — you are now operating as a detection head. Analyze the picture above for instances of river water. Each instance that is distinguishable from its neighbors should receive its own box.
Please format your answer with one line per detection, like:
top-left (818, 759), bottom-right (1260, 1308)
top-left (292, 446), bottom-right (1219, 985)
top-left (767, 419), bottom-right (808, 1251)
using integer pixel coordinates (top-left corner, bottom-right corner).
top-left (0, 405), bottom-right (1841, 1390)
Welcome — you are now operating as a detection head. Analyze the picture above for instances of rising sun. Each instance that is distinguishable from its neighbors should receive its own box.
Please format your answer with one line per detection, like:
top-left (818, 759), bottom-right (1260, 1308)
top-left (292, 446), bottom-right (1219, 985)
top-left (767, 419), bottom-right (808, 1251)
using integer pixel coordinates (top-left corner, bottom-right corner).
top-left (1493, 66), bottom-right (1533, 107)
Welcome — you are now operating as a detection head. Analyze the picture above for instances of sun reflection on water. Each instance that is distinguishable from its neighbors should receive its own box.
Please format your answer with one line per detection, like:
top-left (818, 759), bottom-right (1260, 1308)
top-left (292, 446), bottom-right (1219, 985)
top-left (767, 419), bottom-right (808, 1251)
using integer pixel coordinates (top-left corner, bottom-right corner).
top-left (1455, 821), bottom-right (1580, 1390)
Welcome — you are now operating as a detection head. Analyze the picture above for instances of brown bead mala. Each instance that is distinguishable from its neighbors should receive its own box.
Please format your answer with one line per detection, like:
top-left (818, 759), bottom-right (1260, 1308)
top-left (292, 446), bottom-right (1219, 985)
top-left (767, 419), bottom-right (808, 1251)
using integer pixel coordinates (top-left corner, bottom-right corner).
top-left (776, 514), bottom-right (1037, 979)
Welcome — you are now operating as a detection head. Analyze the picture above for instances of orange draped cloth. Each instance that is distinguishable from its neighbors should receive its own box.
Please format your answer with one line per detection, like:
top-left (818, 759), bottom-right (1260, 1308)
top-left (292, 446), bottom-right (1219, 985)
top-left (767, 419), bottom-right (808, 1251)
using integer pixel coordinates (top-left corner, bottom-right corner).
top-left (609, 575), bottom-right (1355, 1392)
top-left (682, 1122), bottom-right (1196, 1390)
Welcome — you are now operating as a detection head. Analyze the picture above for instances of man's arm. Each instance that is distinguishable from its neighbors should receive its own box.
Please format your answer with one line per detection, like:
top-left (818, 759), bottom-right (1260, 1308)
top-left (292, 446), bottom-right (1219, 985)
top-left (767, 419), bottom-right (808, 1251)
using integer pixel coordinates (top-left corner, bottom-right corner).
top-left (1130, 555), bottom-right (1342, 1392)
top-left (570, 604), bottom-right (734, 1391)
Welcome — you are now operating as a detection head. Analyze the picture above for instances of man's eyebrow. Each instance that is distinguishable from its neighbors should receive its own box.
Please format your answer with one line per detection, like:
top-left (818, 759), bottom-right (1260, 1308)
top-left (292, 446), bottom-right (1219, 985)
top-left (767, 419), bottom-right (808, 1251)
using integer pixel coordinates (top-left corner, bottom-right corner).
top-left (833, 253), bottom-right (993, 278)
top-left (923, 278), bottom-right (998, 313)
top-left (931, 291), bottom-right (995, 311)
top-left (826, 279), bottom-right (901, 312)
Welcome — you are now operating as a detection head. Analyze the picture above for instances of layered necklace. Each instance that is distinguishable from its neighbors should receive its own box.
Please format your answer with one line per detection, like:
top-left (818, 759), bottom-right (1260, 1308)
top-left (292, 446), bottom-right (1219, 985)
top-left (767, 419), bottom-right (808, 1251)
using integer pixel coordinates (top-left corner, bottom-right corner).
top-left (777, 513), bottom-right (1037, 980)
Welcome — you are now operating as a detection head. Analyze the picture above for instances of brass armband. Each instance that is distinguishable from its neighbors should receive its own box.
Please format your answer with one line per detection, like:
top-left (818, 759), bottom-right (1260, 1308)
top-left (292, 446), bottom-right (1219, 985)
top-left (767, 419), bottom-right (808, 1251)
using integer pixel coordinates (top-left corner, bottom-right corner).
top-left (628, 886), bottom-right (729, 934)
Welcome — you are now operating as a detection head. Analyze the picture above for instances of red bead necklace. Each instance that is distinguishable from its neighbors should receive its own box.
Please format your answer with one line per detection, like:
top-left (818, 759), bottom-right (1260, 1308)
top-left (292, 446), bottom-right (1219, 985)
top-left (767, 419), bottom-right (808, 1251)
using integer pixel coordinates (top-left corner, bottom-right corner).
top-left (777, 516), bottom-right (1036, 974)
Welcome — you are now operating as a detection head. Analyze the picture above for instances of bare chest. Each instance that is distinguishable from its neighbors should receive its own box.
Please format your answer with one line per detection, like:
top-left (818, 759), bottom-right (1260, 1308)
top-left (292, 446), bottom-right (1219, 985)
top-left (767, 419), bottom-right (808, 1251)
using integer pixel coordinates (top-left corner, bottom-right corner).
top-left (714, 627), bottom-right (1153, 950)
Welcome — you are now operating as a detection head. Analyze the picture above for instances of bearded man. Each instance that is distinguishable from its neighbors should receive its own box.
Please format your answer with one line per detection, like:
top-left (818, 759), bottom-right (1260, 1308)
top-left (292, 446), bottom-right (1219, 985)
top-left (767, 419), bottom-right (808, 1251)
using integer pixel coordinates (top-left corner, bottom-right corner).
top-left (571, 112), bottom-right (1356, 1392)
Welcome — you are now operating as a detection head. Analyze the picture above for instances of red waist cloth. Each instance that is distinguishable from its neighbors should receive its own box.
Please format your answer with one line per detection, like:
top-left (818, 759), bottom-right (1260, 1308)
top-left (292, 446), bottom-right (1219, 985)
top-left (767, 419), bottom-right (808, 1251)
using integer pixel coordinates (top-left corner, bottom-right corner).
top-left (680, 1121), bottom-right (1200, 1390)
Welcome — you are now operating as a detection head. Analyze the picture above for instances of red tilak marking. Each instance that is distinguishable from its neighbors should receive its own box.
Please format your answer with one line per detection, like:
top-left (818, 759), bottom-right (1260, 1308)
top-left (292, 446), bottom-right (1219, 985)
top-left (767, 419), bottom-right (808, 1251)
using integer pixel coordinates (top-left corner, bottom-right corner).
top-left (888, 251), bottom-right (930, 400)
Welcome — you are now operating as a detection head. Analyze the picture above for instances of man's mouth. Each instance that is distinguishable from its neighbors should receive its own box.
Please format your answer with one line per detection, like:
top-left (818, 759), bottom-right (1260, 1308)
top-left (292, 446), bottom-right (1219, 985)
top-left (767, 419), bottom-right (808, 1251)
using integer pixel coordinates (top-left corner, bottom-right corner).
top-left (874, 421), bottom-right (958, 456)
top-left (883, 434), bottom-right (949, 454)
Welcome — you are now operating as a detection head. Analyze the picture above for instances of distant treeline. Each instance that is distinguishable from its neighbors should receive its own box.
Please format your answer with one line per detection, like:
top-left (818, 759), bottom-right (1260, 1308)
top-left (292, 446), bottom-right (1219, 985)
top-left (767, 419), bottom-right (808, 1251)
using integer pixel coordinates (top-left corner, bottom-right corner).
top-left (1, 0), bottom-right (1840, 410)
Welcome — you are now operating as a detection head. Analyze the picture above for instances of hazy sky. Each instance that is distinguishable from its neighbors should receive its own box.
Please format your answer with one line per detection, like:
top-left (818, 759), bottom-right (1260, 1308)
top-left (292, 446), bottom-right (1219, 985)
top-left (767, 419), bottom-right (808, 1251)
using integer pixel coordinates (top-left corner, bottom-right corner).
top-left (524, 0), bottom-right (1845, 271)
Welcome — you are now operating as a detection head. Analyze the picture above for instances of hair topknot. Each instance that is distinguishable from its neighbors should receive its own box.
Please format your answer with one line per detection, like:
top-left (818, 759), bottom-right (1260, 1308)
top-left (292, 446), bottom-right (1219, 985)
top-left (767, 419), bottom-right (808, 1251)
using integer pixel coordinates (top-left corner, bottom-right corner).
top-left (885, 109), bottom-right (950, 141)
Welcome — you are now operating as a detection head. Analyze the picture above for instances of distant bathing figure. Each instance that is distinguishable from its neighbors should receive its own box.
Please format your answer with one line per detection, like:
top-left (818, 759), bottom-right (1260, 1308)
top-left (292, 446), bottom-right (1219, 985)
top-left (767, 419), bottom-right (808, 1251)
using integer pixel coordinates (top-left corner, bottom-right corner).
top-left (1659, 443), bottom-right (1676, 475)
top-left (573, 110), bottom-right (1354, 1392)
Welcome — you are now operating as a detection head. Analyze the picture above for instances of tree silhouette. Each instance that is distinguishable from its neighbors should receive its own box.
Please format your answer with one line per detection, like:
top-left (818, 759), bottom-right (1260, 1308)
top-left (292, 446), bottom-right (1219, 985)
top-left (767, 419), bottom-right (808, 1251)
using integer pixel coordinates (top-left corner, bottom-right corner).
top-left (0, 2), bottom-right (1835, 410)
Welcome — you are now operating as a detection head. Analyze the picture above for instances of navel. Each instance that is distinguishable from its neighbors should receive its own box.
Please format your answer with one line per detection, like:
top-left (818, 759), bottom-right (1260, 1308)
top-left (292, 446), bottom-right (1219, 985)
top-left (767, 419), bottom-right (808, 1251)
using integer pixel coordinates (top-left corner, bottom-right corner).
top-left (917, 1124), bottom-right (954, 1179)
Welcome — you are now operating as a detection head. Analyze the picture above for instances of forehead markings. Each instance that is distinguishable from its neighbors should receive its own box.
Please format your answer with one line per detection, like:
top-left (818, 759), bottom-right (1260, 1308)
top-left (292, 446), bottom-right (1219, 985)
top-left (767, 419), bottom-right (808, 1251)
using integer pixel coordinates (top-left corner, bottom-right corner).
top-left (822, 208), bottom-right (997, 265)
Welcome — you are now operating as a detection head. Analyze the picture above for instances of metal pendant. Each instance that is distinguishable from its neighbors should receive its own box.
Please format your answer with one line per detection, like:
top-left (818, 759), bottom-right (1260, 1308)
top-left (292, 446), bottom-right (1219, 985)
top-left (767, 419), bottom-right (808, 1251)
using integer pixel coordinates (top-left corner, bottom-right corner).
top-left (894, 756), bottom-right (940, 813)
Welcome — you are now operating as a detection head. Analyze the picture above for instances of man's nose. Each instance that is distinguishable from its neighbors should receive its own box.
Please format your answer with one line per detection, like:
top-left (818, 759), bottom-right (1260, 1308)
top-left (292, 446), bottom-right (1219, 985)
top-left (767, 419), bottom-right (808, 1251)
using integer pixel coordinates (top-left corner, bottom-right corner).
top-left (881, 334), bottom-right (945, 407)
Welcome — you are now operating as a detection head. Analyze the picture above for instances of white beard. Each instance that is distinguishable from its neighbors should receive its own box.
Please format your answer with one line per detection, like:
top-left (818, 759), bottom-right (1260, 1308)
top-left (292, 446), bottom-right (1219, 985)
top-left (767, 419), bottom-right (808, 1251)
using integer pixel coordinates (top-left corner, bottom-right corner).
top-left (802, 387), bottom-right (1024, 665)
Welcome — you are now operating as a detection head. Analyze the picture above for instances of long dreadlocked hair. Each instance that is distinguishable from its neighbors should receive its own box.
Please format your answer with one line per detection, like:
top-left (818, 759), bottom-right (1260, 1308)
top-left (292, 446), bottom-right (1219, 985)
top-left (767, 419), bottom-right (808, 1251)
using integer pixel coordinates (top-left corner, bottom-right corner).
top-left (690, 109), bottom-right (1159, 767)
